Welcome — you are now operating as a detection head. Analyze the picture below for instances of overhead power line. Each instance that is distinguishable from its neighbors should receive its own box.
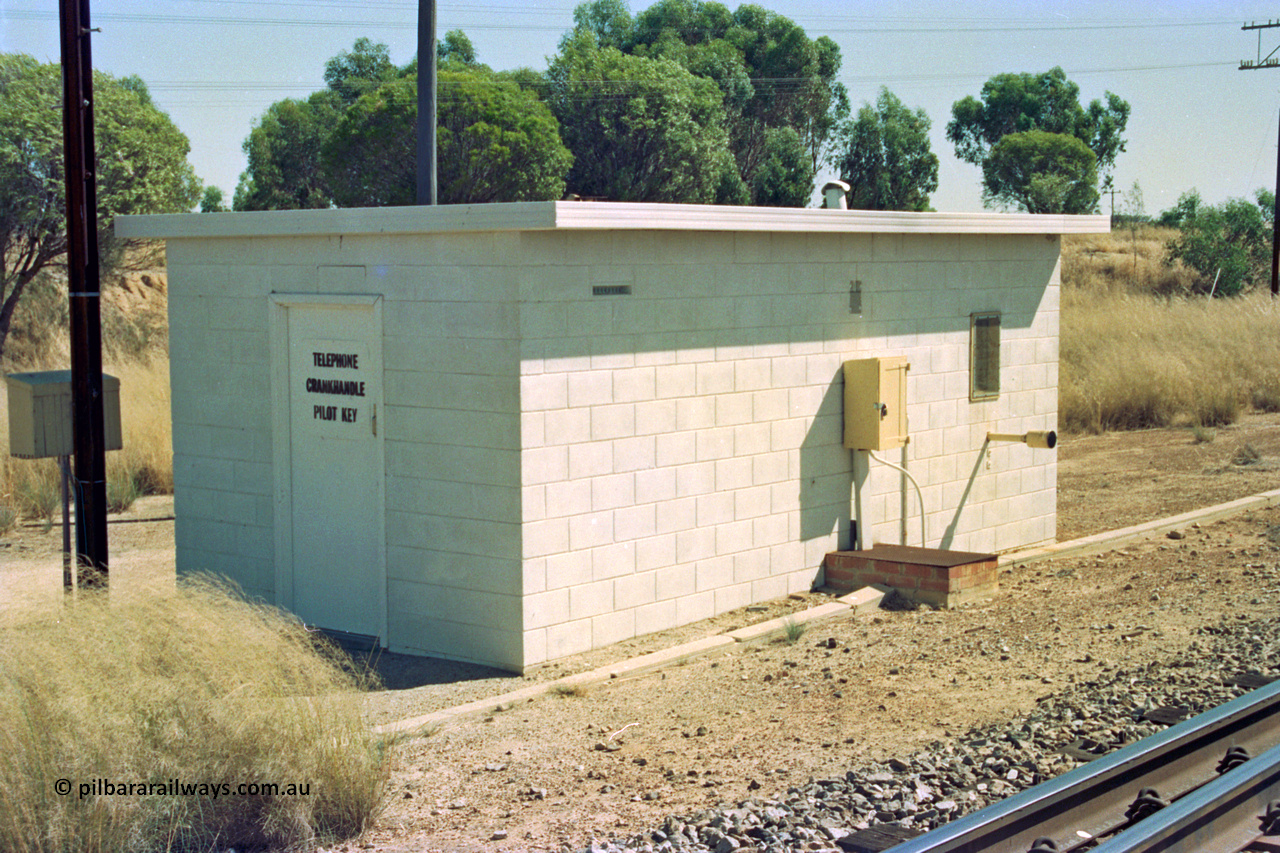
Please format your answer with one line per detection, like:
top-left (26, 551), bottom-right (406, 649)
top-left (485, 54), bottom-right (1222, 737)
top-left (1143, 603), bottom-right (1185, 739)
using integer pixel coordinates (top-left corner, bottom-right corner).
top-left (1, 7), bottom-right (1241, 34)
top-left (135, 59), bottom-right (1238, 102)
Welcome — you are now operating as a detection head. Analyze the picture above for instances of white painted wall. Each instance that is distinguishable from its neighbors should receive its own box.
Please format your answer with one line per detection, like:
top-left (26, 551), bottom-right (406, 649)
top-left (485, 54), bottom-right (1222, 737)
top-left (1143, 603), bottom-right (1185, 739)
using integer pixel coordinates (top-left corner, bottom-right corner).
top-left (121, 203), bottom-right (1101, 672)
top-left (513, 229), bottom-right (1061, 666)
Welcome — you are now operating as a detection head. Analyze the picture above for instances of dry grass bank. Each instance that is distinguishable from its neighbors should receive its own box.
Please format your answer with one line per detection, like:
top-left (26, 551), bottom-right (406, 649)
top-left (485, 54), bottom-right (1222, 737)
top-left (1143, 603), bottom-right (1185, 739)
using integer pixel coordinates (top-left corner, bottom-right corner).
top-left (1061, 224), bottom-right (1194, 297)
top-left (0, 575), bottom-right (390, 853)
top-left (1060, 227), bottom-right (1280, 432)
top-left (2, 246), bottom-right (172, 531)
top-left (3, 242), bottom-right (168, 372)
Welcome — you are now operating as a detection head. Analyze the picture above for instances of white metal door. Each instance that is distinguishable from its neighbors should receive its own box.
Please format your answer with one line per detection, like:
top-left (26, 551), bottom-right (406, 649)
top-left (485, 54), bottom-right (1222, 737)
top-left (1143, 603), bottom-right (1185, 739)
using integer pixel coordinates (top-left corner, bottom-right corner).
top-left (283, 301), bottom-right (384, 641)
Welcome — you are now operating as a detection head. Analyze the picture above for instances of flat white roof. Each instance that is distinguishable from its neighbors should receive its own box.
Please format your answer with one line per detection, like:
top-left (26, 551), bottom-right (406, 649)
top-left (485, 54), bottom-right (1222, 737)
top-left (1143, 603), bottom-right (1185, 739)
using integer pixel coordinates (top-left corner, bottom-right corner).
top-left (116, 201), bottom-right (1111, 240)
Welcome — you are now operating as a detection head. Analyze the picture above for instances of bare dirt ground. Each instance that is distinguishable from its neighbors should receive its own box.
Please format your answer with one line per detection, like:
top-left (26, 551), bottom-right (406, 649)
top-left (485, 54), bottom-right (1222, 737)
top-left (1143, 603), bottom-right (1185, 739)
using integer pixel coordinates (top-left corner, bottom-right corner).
top-left (363, 414), bottom-right (1280, 853)
top-left (4, 414), bottom-right (1280, 852)
top-left (1055, 412), bottom-right (1280, 542)
top-left (0, 495), bottom-right (176, 612)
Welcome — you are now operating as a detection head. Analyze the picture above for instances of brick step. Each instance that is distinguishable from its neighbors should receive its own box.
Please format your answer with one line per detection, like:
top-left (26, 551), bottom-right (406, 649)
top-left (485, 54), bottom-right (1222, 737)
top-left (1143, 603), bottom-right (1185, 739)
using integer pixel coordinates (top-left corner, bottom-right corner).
top-left (823, 544), bottom-right (998, 608)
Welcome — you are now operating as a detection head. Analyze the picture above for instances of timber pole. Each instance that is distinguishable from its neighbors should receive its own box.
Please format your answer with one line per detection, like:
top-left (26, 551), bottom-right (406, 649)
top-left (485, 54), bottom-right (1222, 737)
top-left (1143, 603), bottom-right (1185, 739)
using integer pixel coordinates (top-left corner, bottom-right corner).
top-left (416, 0), bottom-right (437, 205)
top-left (59, 0), bottom-right (109, 585)
top-left (1239, 21), bottom-right (1280, 296)
top-left (1274, 108), bottom-right (1279, 296)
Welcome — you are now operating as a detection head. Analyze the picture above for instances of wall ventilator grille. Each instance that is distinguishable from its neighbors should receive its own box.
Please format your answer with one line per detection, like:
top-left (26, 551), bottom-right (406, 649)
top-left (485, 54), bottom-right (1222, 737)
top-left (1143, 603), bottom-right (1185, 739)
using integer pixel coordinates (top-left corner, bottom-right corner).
top-left (591, 284), bottom-right (633, 296)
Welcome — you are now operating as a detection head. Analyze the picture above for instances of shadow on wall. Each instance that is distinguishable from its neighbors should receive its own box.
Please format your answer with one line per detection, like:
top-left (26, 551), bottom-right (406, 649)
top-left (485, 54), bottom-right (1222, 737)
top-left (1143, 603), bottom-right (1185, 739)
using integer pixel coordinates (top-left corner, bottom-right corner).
top-left (938, 441), bottom-right (988, 551)
top-left (831, 379), bottom-right (993, 555)
top-left (799, 372), bottom-right (853, 555)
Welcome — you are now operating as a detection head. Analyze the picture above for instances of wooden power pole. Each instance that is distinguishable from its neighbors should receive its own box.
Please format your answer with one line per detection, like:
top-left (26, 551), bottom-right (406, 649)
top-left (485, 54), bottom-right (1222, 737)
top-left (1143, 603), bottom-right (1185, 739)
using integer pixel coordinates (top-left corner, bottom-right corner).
top-left (59, 0), bottom-right (110, 584)
top-left (1241, 19), bottom-right (1280, 297)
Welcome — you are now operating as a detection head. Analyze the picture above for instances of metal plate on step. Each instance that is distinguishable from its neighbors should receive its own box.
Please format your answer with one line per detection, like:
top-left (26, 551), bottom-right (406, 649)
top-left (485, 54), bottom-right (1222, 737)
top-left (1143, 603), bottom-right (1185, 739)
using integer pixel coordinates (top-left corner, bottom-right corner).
top-left (837, 825), bottom-right (923, 852)
top-left (848, 544), bottom-right (997, 568)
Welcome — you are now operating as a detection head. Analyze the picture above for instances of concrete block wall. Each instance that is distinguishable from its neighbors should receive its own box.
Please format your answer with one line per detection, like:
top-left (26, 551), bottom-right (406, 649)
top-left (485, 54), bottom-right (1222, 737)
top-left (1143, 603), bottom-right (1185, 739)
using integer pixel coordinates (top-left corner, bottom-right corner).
top-left (375, 233), bottom-right (525, 668)
top-left (849, 233), bottom-right (1062, 555)
top-left (514, 230), bottom-right (1060, 667)
top-left (166, 239), bottom-right (278, 601)
top-left (128, 203), bottom-right (1097, 672)
top-left (166, 233), bottom-right (529, 669)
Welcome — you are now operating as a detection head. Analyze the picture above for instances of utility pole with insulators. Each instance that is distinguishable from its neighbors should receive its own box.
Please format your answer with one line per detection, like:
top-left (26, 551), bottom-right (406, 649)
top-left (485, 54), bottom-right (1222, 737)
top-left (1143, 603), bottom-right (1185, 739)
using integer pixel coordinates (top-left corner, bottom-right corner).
top-left (1241, 19), bottom-right (1280, 297)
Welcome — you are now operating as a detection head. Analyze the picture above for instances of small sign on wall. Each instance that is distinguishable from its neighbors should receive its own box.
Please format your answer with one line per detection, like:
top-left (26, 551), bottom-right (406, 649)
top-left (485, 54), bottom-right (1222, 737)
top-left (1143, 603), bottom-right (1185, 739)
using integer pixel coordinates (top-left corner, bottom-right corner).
top-left (295, 339), bottom-right (372, 437)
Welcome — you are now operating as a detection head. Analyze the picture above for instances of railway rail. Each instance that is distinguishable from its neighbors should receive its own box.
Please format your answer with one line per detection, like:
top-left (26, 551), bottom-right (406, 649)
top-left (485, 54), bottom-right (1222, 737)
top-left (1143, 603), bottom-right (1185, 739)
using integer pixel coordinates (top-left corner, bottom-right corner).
top-left (870, 676), bottom-right (1280, 853)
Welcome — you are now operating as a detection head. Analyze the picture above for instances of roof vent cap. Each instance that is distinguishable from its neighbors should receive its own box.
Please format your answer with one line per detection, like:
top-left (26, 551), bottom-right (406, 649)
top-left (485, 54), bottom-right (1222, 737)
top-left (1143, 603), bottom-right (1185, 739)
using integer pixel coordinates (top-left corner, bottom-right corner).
top-left (821, 180), bottom-right (850, 210)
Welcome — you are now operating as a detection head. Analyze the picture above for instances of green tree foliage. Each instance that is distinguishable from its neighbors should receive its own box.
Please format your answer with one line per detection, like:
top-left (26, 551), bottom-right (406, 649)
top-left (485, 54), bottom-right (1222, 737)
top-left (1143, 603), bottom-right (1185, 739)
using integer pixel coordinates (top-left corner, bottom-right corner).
top-left (323, 36), bottom-right (398, 105)
top-left (234, 90), bottom-right (343, 210)
top-left (1164, 189), bottom-right (1274, 296)
top-left (1156, 189), bottom-right (1203, 228)
top-left (835, 88), bottom-right (938, 212)
top-left (632, 0), bottom-right (734, 50)
top-left (322, 82), bottom-right (417, 207)
top-left (545, 32), bottom-right (737, 202)
top-left (438, 30), bottom-right (478, 66)
top-left (751, 127), bottom-right (811, 207)
top-left (0, 53), bottom-right (200, 360)
top-left (1118, 179), bottom-right (1146, 223)
top-left (238, 37), bottom-right (571, 209)
top-left (564, 0), bottom-right (847, 205)
top-left (948, 67), bottom-right (1127, 213)
top-left (948, 67), bottom-right (1129, 175)
top-left (718, 4), bottom-right (846, 176)
top-left (323, 71), bottom-right (572, 206)
top-left (200, 186), bottom-right (229, 212)
top-left (981, 130), bottom-right (1099, 214)
top-left (573, 0), bottom-right (634, 50)
top-left (435, 71), bottom-right (572, 204)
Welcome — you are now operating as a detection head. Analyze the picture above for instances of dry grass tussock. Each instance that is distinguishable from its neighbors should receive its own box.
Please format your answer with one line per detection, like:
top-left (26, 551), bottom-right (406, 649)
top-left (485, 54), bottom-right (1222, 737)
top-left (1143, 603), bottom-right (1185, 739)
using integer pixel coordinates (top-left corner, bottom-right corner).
top-left (0, 574), bottom-right (390, 853)
top-left (1060, 289), bottom-right (1280, 432)
top-left (1060, 228), bottom-right (1280, 432)
top-left (1, 357), bottom-right (172, 531)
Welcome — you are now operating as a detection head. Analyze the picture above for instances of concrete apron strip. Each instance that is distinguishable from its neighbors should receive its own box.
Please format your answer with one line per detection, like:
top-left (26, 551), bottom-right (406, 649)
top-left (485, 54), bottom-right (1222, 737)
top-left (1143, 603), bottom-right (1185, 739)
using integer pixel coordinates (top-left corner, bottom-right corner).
top-left (999, 487), bottom-right (1280, 568)
top-left (375, 489), bottom-right (1280, 737)
top-left (375, 635), bottom-right (738, 736)
top-left (727, 601), bottom-right (855, 643)
top-left (375, 589), bottom-right (898, 736)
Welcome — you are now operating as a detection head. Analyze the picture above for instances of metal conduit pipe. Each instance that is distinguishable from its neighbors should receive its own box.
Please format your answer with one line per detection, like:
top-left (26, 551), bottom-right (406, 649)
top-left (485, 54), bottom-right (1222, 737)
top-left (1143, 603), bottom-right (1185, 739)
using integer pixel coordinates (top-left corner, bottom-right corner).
top-left (987, 429), bottom-right (1057, 449)
top-left (865, 449), bottom-right (927, 549)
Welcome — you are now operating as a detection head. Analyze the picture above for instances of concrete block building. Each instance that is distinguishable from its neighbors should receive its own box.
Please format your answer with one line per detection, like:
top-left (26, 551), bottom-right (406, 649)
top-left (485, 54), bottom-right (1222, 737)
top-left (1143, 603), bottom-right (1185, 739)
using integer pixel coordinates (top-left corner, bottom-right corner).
top-left (118, 202), bottom-right (1108, 671)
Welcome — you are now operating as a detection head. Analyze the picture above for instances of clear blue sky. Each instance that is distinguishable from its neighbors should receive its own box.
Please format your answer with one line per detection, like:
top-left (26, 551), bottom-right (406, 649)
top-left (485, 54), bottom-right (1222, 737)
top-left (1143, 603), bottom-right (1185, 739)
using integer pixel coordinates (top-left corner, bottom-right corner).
top-left (4, 0), bottom-right (1280, 214)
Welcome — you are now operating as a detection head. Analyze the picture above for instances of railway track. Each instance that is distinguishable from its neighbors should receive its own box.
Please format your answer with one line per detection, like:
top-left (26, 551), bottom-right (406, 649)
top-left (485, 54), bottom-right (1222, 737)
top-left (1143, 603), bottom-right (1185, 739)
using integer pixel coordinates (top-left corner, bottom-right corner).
top-left (872, 676), bottom-right (1280, 853)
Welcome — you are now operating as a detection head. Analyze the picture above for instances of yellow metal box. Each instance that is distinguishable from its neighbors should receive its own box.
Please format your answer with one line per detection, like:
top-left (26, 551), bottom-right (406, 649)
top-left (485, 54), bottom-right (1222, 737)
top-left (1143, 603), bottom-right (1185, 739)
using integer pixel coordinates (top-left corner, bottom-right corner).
top-left (5, 371), bottom-right (122, 459)
top-left (843, 356), bottom-right (909, 450)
